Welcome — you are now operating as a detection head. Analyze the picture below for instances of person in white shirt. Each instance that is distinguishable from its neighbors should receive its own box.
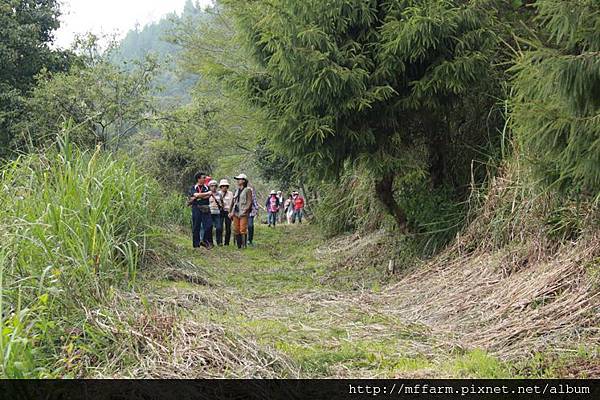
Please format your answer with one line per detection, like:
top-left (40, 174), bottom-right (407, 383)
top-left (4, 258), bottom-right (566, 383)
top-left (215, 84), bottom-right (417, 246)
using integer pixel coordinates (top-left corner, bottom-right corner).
top-left (208, 180), bottom-right (225, 246)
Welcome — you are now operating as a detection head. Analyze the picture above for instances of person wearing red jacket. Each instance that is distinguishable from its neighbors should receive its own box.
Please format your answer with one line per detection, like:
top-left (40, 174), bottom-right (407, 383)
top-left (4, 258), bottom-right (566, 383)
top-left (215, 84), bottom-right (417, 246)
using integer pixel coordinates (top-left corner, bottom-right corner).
top-left (291, 191), bottom-right (305, 224)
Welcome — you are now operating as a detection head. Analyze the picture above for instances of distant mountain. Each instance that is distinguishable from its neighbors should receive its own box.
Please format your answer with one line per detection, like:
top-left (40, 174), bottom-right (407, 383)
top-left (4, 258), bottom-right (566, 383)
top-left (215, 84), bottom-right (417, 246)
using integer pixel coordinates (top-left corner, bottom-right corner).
top-left (113, 0), bottom-right (206, 105)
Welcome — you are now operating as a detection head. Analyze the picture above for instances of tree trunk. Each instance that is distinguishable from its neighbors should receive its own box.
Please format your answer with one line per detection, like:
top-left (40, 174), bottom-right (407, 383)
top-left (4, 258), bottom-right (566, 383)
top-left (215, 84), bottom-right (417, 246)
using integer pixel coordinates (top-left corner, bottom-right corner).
top-left (429, 133), bottom-right (448, 188)
top-left (423, 115), bottom-right (448, 188)
top-left (375, 173), bottom-right (409, 232)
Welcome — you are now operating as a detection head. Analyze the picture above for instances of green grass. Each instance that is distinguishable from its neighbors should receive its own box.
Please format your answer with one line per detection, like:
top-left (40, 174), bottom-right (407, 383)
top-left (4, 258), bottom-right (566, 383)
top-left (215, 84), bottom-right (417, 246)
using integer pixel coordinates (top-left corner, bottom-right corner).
top-left (0, 140), bottom-right (164, 377)
top-left (445, 349), bottom-right (511, 378)
top-left (165, 222), bottom-right (586, 378)
top-left (2, 145), bottom-right (587, 378)
top-left (159, 223), bottom-right (455, 377)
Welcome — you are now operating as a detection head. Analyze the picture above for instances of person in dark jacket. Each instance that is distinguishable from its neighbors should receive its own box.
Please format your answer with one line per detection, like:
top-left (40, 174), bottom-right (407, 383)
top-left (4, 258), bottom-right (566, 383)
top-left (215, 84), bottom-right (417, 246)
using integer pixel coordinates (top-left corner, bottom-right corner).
top-left (265, 190), bottom-right (281, 227)
top-left (188, 172), bottom-right (214, 249)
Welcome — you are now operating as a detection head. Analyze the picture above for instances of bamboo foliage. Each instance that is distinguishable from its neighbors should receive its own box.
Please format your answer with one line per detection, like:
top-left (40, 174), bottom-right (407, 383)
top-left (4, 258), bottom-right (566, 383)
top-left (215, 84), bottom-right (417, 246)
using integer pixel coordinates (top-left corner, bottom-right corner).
top-left (510, 0), bottom-right (600, 196)
top-left (220, 0), bottom-right (499, 228)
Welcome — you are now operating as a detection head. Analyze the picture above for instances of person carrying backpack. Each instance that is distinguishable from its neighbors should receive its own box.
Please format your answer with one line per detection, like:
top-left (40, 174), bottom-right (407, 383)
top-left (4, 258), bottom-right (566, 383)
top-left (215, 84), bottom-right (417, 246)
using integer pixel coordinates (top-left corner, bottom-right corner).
top-left (266, 190), bottom-right (281, 227)
top-left (248, 185), bottom-right (259, 246)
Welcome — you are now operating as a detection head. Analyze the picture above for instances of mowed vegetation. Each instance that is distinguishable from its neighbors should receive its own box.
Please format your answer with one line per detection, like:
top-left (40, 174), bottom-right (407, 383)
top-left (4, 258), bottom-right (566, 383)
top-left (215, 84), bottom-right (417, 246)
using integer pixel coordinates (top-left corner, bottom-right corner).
top-left (141, 224), bottom-right (596, 378)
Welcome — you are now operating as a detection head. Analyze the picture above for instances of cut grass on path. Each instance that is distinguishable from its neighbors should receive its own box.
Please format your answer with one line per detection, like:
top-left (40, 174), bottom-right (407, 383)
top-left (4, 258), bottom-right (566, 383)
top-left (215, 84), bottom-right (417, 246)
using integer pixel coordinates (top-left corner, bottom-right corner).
top-left (151, 223), bottom-right (520, 378)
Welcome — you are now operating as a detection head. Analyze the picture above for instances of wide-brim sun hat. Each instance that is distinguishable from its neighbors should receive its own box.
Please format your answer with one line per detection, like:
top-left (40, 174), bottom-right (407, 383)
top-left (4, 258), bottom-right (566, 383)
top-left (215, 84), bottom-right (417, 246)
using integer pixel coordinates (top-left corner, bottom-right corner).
top-left (234, 173), bottom-right (248, 181)
top-left (270, 190), bottom-right (277, 195)
top-left (208, 180), bottom-right (218, 187)
top-left (219, 179), bottom-right (230, 187)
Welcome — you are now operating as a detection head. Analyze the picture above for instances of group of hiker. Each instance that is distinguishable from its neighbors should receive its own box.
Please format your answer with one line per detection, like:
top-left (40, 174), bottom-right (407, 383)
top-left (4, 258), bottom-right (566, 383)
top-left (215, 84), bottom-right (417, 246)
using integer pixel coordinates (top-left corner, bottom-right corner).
top-left (188, 172), bottom-right (305, 249)
top-left (265, 189), bottom-right (305, 226)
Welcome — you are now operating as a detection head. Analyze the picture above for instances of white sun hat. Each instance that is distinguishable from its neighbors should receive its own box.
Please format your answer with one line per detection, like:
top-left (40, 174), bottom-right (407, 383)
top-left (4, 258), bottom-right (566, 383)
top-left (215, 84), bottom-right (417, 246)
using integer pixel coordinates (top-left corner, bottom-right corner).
top-left (219, 179), bottom-right (230, 187)
top-left (270, 190), bottom-right (277, 195)
top-left (208, 180), bottom-right (218, 186)
top-left (234, 173), bottom-right (248, 181)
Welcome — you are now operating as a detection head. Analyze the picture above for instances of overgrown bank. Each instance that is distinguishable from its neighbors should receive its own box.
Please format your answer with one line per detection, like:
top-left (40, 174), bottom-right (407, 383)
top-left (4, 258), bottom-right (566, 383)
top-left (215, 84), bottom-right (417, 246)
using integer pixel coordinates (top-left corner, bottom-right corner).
top-left (0, 141), bottom-right (172, 377)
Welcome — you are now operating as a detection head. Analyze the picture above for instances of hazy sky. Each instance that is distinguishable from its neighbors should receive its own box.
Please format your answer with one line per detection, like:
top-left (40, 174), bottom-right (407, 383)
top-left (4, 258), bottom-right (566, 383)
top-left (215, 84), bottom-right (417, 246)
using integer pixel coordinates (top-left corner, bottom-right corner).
top-left (55, 0), bottom-right (213, 48)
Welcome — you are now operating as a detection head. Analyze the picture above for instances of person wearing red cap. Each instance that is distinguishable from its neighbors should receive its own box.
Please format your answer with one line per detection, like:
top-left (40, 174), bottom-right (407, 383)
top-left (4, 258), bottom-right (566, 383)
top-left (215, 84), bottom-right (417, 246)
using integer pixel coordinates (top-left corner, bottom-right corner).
top-left (187, 172), bottom-right (214, 249)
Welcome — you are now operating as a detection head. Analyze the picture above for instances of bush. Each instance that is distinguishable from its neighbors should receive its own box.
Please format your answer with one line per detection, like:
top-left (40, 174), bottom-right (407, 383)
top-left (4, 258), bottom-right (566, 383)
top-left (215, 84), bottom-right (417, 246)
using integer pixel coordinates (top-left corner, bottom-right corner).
top-left (0, 138), bottom-right (161, 377)
top-left (314, 165), bottom-right (465, 254)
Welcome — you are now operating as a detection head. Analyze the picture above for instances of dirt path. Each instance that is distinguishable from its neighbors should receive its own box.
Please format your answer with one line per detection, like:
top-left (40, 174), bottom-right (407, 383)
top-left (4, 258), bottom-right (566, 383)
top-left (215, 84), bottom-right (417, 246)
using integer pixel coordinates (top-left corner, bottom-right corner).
top-left (151, 224), bottom-right (510, 378)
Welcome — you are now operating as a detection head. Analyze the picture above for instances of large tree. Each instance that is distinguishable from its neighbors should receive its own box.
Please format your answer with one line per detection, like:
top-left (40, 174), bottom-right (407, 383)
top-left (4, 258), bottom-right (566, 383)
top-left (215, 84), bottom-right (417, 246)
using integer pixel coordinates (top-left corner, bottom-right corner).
top-left (0, 0), bottom-right (72, 155)
top-left (17, 37), bottom-right (159, 151)
top-left (215, 0), bottom-right (499, 230)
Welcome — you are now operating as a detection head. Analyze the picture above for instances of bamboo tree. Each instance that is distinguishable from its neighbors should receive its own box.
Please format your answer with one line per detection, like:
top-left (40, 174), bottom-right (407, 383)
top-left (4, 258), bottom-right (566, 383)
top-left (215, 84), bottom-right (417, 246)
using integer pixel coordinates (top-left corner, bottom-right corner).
top-left (213, 0), bottom-right (499, 230)
top-left (510, 0), bottom-right (600, 196)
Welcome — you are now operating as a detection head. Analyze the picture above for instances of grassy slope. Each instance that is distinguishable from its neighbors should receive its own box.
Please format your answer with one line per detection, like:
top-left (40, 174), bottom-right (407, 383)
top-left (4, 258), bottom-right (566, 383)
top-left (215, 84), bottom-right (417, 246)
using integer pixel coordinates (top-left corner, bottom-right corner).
top-left (136, 223), bottom-right (529, 378)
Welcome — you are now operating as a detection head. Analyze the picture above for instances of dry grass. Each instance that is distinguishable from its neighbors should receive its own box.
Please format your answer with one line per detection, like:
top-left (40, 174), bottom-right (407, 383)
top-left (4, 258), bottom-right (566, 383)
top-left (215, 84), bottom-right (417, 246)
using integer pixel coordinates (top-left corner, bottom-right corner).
top-left (376, 165), bottom-right (600, 361)
top-left (381, 234), bottom-right (599, 359)
top-left (79, 291), bottom-right (300, 378)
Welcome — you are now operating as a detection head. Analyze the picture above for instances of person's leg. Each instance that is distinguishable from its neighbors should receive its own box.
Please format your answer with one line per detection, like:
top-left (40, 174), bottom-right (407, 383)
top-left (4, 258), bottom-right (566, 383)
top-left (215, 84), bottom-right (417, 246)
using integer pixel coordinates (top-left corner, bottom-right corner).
top-left (202, 212), bottom-right (213, 247)
top-left (248, 216), bottom-right (255, 245)
top-left (292, 210), bottom-right (297, 224)
top-left (298, 209), bottom-right (303, 223)
top-left (222, 211), bottom-right (231, 246)
top-left (191, 208), bottom-right (201, 248)
top-left (267, 212), bottom-right (272, 226)
top-left (232, 215), bottom-right (242, 249)
top-left (212, 214), bottom-right (223, 245)
top-left (199, 218), bottom-right (204, 242)
top-left (240, 215), bottom-right (249, 248)
top-left (271, 212), bottom-right (277, 226)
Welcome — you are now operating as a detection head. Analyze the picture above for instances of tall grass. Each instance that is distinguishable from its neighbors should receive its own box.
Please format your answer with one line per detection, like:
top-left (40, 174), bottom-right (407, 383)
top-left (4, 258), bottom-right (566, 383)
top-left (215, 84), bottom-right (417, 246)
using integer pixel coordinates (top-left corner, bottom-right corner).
top-left (0, 139), bottom-right (161, 377)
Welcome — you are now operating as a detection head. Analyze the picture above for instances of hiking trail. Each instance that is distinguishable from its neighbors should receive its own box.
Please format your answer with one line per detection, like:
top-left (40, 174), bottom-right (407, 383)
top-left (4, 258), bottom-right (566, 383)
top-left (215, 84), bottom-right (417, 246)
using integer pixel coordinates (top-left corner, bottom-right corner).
top-left (144, 223), bottom-right (507, 378)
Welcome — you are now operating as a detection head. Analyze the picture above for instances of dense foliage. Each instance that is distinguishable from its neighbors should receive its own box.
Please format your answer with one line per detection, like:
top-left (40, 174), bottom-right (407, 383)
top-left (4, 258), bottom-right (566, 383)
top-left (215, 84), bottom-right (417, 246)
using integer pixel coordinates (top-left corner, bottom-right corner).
top-left (214, 0), bottom-right (503, 231)
top-left (17, 42), bottom-right (159, 151)
top-left (0, 138), bottom-right (162, 377)
top-left (0, 0), bottom-right (73, 155)
top-left (0, 0), bottom-right (599, 378)
top-left (511, 0), bottom-right (600, 196)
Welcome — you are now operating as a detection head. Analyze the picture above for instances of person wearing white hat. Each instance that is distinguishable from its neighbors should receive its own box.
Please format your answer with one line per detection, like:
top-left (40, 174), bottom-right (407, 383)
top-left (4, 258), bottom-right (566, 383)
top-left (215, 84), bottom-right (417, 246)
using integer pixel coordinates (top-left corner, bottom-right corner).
top-left (230, 174), bottom-right (252, 248)
top-left (208, 180), bottom-right (225, 246)
top-left (292, 190), bottom-right (305, 224)
top-left (219, 179), bottom-right (233, 246)
top-left (284, 193), bottom-right (294, 224)
top-left (265, 190), bottom-right (281, 227)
